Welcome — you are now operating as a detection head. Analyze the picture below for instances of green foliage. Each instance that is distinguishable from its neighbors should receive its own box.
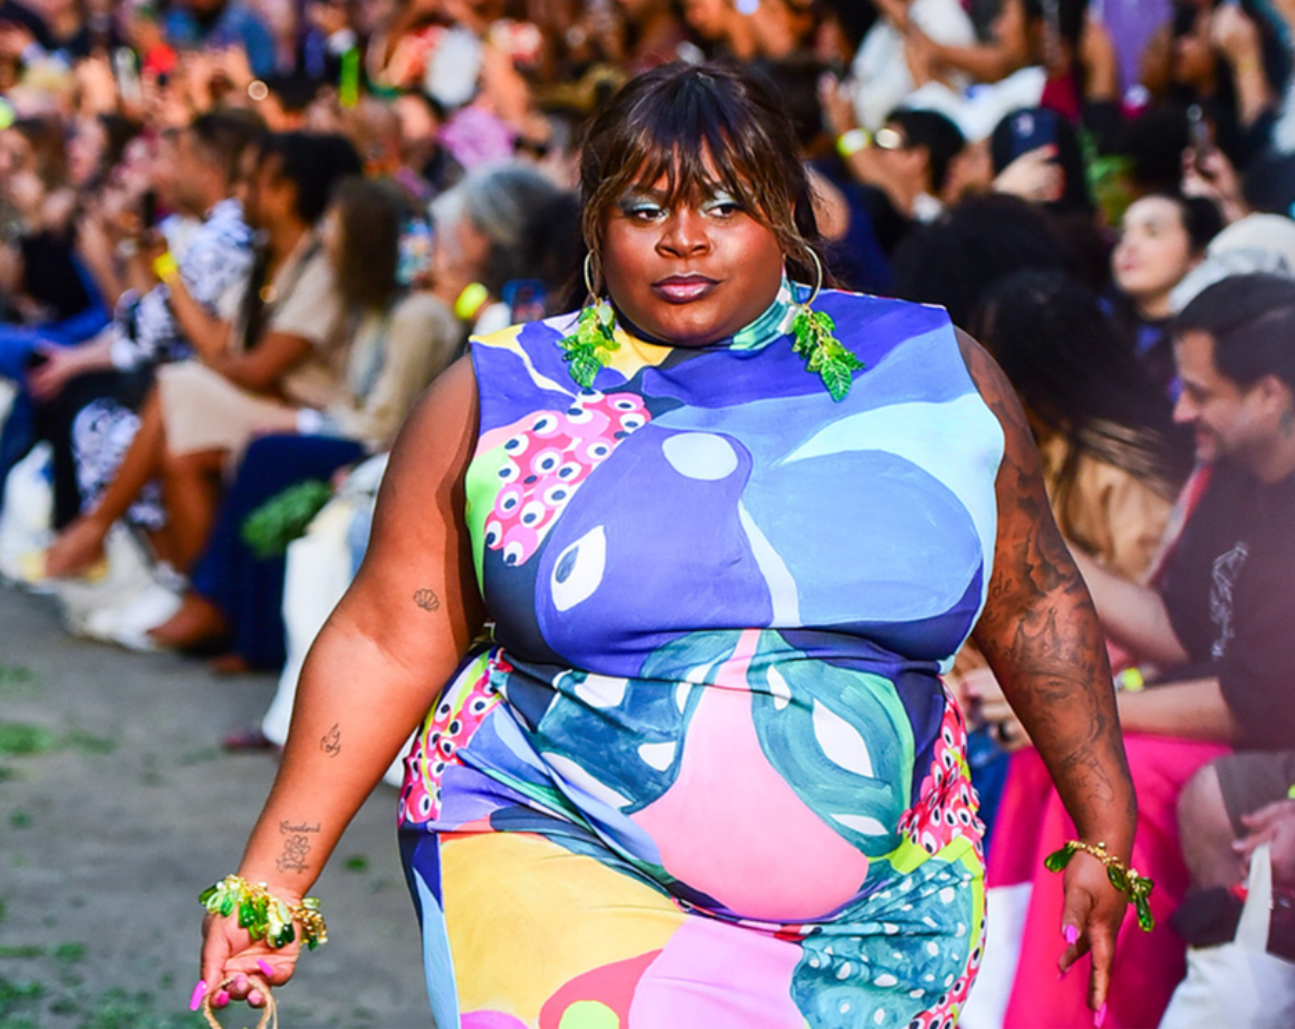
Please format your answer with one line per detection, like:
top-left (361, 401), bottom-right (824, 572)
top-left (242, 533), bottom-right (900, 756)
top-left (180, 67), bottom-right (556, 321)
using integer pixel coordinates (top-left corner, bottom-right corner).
top-left (53, 943), bottom-right (86, 964)
top-left (0, 724), bottom-right (52, 758)
top-left (241, 479), bottom-right (334, 559)
top-left (791, 308), bottom-right (863, 401)
top-left (0, 978), bottom-right (43, 1020)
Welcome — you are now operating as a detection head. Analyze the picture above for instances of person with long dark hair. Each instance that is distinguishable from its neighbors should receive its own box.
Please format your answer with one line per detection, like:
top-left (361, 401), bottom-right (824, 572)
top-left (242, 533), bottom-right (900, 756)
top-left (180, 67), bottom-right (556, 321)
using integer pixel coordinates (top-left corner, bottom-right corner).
top-left (974, 270), bottom-right (1192, 576)
top-left (197, 63), bottom-right (1138, 1028)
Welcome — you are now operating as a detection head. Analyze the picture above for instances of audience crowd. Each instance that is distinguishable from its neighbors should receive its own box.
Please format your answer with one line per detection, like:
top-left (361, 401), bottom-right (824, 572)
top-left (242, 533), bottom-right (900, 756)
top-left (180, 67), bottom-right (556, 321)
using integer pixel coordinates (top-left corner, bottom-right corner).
top-left (3, 0), bottom-right (1295, 1025)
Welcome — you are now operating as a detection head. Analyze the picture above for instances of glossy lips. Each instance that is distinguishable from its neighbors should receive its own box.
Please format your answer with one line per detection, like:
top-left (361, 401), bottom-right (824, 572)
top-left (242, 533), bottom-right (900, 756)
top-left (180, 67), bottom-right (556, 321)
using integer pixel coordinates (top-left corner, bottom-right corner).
top-left (652, 274), bottom-right (718, 304)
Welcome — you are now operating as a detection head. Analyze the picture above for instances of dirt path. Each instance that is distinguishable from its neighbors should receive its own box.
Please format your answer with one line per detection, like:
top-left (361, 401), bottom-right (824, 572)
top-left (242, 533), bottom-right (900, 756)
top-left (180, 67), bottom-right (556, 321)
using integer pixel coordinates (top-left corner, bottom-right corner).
top-left (0, 584), bottom-right (431, 1028)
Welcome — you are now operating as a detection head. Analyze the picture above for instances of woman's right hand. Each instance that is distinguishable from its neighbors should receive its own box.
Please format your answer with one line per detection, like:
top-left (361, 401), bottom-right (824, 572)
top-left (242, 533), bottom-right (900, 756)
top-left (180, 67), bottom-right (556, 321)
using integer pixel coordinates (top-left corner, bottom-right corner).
top-left (199, 909), bottom-right (300, 1012)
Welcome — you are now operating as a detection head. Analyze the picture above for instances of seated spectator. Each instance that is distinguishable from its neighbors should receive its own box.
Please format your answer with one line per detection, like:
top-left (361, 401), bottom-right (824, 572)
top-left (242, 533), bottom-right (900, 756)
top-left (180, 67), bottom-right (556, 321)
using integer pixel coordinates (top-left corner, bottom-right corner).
top-left (40, 130), bottom-right (361, 578)
top-left (819, 103), bottom-right (967, 255)
top-left (164, 0), bottom-right (277, 78)
top-left (1110, 193), bottom-right (1224, 398)
top-left (1140, 0), bottom-right (1277, 167)
top-left (966, 273), bottom-right (1295, 1029)
top-left (950, 270), bottom-right (1188, 849)
top-left (27, 111), bottom-right (260, 537)
top-left (146, 176), bottom-right (465, 663)
top-left (891, 191), bottom-right (1079, 329)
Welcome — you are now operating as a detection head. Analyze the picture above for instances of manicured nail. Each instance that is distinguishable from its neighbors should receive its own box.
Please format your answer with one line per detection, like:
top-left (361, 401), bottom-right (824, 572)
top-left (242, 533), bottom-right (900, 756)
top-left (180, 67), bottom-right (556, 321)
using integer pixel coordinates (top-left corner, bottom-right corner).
top-left (248, 989), bottom-right (264, 1007)
top-left (1063, 924), bottom-right (1079, 945)
top-left (257, 959), bottom-right (273, 977)
top-left (189, 980), bottom-right (207, 1011)
top-left (1094, 1002), bottom-right (1107, 1027)
top-left (234, 974), bottom-right (248, 992)
top-left (1058, 967), bottom-right (1069, 980)
top-left (214, 990), bottom-right (230, 1008)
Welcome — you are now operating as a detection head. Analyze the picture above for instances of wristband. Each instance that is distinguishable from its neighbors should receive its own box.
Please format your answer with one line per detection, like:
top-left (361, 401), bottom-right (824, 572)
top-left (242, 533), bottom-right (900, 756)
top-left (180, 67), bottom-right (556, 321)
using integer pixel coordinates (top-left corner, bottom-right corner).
top-left (454, 282), bottom-right (489, 322)
top-left (152, 251), bottom-right (179, 284)
top-left (836, 128), bottom-right (871, 158)
top-left (1114, 666), bottom-right (1145, 692)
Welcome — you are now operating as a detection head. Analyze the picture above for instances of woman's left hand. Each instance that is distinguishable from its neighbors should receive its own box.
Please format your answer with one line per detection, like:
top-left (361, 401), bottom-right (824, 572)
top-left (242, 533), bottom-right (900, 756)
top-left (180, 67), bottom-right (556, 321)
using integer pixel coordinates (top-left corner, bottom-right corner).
top-left (1059, 850), bottom-right (1129, 1019)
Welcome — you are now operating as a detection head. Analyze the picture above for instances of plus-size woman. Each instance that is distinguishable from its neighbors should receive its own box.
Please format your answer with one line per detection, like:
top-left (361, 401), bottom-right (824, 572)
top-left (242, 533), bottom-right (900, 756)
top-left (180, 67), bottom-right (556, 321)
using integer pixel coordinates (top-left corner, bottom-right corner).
top-left (200, 63), bottom-right (1137, 1029)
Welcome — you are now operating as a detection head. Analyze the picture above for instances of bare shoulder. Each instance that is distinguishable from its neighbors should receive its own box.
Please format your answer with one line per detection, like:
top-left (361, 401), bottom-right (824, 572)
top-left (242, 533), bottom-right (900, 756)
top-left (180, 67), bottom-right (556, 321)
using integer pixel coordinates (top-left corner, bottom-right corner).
top-left (383, 352), bottom-right (479, 492)
top-left (953, 326), bottom-right (1033, 455)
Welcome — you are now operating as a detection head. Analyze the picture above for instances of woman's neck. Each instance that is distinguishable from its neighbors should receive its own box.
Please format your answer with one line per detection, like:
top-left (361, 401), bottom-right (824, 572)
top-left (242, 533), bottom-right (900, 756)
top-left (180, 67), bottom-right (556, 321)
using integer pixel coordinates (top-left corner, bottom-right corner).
top-left (1136, 291), bottom-right (1173, 321)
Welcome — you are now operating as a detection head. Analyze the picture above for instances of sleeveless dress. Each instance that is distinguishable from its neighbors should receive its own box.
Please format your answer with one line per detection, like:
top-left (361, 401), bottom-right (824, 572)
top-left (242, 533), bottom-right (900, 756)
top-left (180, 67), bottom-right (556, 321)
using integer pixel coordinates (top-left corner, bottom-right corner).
top-left (398, 284), bottom-right (1005, 1029)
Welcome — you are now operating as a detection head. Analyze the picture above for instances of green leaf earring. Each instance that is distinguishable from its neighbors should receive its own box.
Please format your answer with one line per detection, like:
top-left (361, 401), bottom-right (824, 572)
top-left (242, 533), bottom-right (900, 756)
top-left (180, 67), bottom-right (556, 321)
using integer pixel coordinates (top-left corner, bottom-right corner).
top-left (559, 253), bottom-right (621, 389)
top-left (791, 249), bottom-right (863, 401)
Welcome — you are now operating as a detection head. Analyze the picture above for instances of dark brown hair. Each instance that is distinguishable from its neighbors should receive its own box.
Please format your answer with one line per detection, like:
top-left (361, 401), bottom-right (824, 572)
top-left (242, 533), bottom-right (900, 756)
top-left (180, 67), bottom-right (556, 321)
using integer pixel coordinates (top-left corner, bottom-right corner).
top-left (332, 177), bottom-right (407, 312)
top-left (577, 62), bottom-right (826, 290)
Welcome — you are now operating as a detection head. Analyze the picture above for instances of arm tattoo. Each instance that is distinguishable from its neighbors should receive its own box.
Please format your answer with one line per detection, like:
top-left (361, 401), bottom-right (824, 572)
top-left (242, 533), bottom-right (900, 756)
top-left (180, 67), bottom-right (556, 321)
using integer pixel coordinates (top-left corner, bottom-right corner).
top-left (413, 588), bottom-right (441, 612)
top-left (275, 821), bottom-right (319, 873)
top-left (958, 330), bottom-right (1138, 834)
top-left (320, 723), bottom-right (341, 757)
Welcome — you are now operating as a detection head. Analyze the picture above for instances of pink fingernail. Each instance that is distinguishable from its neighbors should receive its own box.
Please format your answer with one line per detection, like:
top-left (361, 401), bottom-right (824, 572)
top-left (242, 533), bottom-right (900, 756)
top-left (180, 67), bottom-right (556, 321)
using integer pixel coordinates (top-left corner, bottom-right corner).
top-left (234, 974), bottom-right (248, 992)
top-left (249, 990), bottom-right (264, 1007)
top-left (1063, 924), bottom-right (1079, 945)
top-left (1058, 967), bottom-right (1069, 980)
top-left (257, 959), bottom-right (273, 977)
top-left (214, 990), bottom-right (230, 1008)
top-left (189, 980), bottom-right (207, 1012)
top-left (1094, 1002), bottom-right (1107, 1027)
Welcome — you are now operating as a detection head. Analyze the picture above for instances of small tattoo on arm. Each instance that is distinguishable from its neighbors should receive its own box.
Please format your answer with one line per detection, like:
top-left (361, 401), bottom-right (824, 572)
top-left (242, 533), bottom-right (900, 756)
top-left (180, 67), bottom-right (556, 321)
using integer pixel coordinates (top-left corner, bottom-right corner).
top-left (413, 588), bottom-right (441, 612)
top-left (275, 821), bottom-right (319, 873)
top-left (320, 723), bottom-right (341, 757)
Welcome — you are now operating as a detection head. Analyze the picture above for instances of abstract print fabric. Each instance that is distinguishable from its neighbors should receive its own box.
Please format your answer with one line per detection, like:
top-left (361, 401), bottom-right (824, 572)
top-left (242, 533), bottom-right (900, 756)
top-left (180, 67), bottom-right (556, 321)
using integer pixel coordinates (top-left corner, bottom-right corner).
top-left (398, 286), bottom-right (1005, 1029)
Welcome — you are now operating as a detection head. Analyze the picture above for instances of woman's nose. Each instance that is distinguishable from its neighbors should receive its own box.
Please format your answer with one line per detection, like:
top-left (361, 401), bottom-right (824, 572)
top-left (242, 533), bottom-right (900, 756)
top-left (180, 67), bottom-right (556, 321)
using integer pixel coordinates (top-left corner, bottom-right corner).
top-left (657, 208), bottom-right (711, 257)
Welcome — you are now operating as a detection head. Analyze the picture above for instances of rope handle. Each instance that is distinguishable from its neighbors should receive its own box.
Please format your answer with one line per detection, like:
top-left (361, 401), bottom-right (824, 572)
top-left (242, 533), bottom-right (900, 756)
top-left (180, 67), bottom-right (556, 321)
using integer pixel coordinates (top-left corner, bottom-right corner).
top-left (201, 976), bottom-right (279, 1029)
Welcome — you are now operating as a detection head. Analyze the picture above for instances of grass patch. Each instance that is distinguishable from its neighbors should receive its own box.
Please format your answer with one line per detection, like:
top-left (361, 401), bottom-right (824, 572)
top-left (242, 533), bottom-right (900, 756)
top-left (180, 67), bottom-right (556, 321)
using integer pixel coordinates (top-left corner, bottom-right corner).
top-left (343, 854), bottom-right (369, 873)
top-left (0, 725), bottom-right (52, 758)
top-left (0, 768), bottom-right (14, 784)
top-left (0, 977), bottom-right (43, 1019)
top-left (75, 987), bottom-right (206, 1029)
top-left (63, 730), bottom-right (117, 756)
top-left (0, 947), bottom-right (41, 959)
top-left (53, 942), bottom-right (86, 964)
top-left (0, 666), bottom-right (39, 696)
top-left (8, 812), bottom-right (30, 830)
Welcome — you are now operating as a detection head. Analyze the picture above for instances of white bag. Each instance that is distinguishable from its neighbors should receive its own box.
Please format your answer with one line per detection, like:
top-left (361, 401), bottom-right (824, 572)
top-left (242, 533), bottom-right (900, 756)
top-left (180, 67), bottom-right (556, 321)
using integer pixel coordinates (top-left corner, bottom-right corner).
top-left (1159, 845), bottom-right (1295, 1029)
top-left (0, 441), bottom-right (53, 583)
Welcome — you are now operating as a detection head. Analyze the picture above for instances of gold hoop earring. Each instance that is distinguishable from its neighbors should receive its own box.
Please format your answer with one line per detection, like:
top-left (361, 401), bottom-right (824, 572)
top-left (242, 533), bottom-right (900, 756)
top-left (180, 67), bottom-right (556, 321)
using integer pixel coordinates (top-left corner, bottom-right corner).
top-left (791, 249), bottom-right (864, 401)
top-left (804, 248), bottom-right (824, 308)
top-left (583, 252), bottom-right (599, 300)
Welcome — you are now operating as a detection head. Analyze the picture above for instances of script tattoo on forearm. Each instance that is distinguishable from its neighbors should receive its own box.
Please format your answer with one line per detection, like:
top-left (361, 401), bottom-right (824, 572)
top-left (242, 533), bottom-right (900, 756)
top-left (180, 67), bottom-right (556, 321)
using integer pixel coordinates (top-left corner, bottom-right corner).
top-left (275, 821), bottom-right (320, 873)
top-left (320, 723), bottom-right (341, 757)
top-left (413, 588), bottom-right (441, 612)
top-left (959, 331), bottom-right (1136, 831)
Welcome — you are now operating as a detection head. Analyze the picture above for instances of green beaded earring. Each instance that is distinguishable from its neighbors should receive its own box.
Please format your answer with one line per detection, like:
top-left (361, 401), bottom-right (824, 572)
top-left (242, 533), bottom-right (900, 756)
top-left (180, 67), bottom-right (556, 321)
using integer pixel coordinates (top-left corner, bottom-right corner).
top-left (559, 253), bottom-right (620, 389)
top-left (791, 249), bottom-right (863, 402)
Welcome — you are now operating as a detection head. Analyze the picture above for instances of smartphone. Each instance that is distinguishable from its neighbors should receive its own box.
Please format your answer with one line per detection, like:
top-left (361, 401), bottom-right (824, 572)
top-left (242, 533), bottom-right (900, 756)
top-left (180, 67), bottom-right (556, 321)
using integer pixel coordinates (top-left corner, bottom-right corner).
top-left (1187, 103), bottom-right (1215, 176)
top-left (503, 279), bottom-right (548, 324)
top-left (140, 188), bottom-right (157, 230)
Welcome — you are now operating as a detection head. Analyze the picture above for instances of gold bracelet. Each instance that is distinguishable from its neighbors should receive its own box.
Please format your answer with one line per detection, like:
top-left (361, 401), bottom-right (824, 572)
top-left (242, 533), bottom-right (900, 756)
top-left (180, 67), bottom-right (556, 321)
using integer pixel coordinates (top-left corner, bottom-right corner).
top-left (1045, 839), bottom-right (1155, 931)
top-left (199, 875), bottom-right (328, 950)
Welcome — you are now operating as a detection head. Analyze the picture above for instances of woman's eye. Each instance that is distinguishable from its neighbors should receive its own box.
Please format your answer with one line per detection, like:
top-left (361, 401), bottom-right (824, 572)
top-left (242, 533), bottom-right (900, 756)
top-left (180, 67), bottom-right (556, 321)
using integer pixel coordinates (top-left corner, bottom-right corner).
top-left (702, 194), bottom-right (743, 217)
top-left (622, 200), bottom-right (667, 221)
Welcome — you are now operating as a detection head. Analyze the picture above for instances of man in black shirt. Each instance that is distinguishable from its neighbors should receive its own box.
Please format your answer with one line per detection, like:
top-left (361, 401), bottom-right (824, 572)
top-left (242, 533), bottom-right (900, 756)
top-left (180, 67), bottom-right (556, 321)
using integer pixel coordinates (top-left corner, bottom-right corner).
top-left (1073, 274), bottom-right (1295, 893)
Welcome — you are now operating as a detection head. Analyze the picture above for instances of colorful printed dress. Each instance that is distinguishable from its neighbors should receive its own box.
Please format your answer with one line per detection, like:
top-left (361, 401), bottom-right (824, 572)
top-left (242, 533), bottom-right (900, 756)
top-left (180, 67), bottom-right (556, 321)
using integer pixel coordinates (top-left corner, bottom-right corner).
top-left (398, 284), bottom-right (1005, 1029)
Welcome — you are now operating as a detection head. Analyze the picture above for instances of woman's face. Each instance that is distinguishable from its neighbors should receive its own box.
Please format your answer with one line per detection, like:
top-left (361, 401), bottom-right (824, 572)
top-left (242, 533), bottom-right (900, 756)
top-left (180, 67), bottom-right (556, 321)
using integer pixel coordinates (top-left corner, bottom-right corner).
top-left (600, 171), bottom-right (785, 347)
top-left (1112, 196), bottom-right (1197, 312)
